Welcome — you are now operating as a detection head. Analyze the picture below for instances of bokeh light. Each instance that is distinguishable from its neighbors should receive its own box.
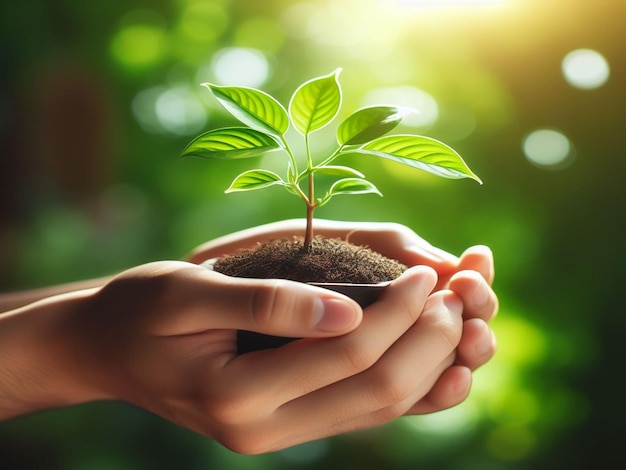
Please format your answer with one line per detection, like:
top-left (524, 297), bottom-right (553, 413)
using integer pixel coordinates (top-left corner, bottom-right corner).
top-left (522, 129), bottom-right (574, 169)
top-left (110, 10), bottom-right (167, 70)
top-left (155, 86), bottom-right (207, 136)
top-left (132, 86), bottom-right (168, 134)
top-left (562, 48), bottom-right (610, 89)
top-left (176, 1), bottom-right (229, 44)
top-left (210, 47), bottom-right (271, 87)
top-left (132, 86), bottom-right (207, 136)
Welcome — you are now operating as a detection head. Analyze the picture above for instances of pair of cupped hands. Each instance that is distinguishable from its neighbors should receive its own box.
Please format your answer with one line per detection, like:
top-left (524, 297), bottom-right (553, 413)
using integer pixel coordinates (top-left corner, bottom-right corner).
top-left (1, 220), bottom-right (497, 455)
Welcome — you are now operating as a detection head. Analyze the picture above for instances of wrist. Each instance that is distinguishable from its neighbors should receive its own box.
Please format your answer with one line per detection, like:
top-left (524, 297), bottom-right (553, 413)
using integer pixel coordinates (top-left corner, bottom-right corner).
top-left (0, 289), bottom-right (106, 421)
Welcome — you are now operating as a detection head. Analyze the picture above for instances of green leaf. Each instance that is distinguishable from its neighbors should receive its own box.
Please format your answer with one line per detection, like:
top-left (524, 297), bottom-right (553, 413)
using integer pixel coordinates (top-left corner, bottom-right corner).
top-left (319, 178), bottom-right (382, 206)
top-left (180, 127), bottom-right (282, 160)
top-left (312, 165), bottom-right (365, 178)
top-left (203, 84), bottom-right (289, 136)
top-left (225, 169), bottom-right (285, 192)
top-left (356, 135), bottom-right (482, 183)
top-left (337, 106), bottom-right (414, 146)
top-left (289, 68), bottom-right (342, 135)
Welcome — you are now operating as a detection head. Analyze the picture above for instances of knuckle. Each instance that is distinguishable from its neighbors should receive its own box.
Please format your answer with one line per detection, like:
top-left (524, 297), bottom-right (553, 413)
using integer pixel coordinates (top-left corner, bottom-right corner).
top-left (431, 316), bottom-right (463, 352)
top-left (250, 281), bottom-right (292, 329)
top-left (199, 393), bottom-right (279, 455)
top-left (335, 341), bottom-right (379, 373)
top-left (368, 368), bottom-right (415, 407)
top-left (397, 296), bottom-right (424, 324)
top-left (204, 391), bottom-right (251, 428)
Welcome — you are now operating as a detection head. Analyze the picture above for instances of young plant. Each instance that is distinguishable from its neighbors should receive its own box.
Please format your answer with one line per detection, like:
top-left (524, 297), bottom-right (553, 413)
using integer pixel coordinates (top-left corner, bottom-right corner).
top-left (181, 68), bottom-right (481, 246)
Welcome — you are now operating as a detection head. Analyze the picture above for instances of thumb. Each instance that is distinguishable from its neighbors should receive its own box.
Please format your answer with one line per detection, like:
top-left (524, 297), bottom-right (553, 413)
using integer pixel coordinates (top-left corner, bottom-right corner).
top-left (165, 268), bottom-right (363, 338)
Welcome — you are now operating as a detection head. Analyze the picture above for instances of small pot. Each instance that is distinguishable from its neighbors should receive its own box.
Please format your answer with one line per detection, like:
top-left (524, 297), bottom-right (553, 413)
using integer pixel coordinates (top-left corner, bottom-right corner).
top-left (202, 259), bottom-right (390, 353)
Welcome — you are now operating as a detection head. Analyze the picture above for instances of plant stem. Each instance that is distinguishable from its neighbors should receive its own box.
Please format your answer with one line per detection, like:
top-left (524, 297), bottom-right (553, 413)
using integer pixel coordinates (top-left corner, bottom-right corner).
top-left (280, 135), bottom-right (299, 182)
top-left (280, 134), bottom-right (314, 245)
top-left (304, 134), bottom-right (315, 247)
top-left (304, 173), bottom-right (315, 247)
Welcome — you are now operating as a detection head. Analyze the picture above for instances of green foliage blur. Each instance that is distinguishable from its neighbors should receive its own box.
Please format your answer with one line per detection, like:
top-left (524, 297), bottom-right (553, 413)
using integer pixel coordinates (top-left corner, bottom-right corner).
top-left (1, 0), bottom-right (624, 468)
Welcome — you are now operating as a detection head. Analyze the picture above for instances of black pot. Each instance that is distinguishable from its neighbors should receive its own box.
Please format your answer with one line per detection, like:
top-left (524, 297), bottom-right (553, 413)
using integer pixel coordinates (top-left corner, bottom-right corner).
top-left (202, 259), bottom-right (391, 354)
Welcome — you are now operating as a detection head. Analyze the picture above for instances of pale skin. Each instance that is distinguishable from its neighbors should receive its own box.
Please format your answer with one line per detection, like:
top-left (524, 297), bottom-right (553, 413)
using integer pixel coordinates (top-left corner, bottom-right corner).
top-left (0, 219), bottom-right (498, 455)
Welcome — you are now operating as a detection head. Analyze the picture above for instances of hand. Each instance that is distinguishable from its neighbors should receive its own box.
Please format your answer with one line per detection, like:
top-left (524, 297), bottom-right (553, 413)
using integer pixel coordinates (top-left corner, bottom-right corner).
top-left (71, 263), bottom-right (468, 453)
top-left (188, 219), bottom-right (498, 415)
top-left (0, 260), bottom-right (463, 454)
top-left (0, 261), bottom-right (359, 420)
top-left (0, 220), bottom-right (497, 454)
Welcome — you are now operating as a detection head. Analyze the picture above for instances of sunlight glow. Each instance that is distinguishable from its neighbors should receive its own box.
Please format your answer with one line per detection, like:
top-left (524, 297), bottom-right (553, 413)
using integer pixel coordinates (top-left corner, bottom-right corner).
top-left (396, 0), bottom-right (507, 7)
top-left (361, 86), bottom-right (438, 128)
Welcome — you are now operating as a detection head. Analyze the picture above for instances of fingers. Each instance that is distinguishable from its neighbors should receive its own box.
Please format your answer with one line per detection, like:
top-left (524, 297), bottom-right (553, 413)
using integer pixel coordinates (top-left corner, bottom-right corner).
top-left (448, 270), bottom-right (499, 321)
top-left (455, 318), bottom-right (497, 370)
top-left (281, 354), bottom-right (459, 450)
top-left (406, 319), bottom-right (496, 416)
top-left (406, 366), bottom-right (473, 415)
top-left (152, 266), bottom-right (363, 338)
top-left (263, 289), bottom-right (463, 448)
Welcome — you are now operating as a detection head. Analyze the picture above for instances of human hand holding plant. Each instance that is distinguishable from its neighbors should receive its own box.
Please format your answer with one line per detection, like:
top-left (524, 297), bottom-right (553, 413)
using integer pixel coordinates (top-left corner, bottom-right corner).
top-left (0, 222), bottom-right (497, 454)
top-left (181, 68), bottom-right (482, 246)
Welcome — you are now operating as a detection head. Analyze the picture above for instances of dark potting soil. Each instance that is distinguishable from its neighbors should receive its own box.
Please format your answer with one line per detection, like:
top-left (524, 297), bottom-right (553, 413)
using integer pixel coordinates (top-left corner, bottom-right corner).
top-left (212, 236), bottom-right (406, 284)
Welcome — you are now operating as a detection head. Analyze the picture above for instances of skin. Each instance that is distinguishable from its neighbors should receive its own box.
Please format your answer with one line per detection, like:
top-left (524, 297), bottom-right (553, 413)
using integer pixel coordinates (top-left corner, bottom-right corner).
top-left (0, 219), bottom-right (497, 455)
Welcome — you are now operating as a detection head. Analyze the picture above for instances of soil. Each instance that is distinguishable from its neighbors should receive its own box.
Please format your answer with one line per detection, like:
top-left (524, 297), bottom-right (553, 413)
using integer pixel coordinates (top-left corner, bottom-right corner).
top-left (212, 235), bottom-right (406, 284)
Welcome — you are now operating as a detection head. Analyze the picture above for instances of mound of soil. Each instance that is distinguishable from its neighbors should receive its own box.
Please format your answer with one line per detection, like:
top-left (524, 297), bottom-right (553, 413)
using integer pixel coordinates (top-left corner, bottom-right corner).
top-left (212, 236), bottom-right (406, 284)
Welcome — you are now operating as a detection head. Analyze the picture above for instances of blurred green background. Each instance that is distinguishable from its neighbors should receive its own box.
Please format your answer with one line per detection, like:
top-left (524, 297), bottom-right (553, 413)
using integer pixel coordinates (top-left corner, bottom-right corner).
top-left (1, 0), bottom-right (624, 468)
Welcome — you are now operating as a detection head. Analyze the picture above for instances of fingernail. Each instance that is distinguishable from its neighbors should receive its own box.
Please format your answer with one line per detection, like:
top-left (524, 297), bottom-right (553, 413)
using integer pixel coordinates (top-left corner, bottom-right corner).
top-left (475, 325), bottom-right (496, 356)
top-left (443, 293), bottom-right (463, 315)
top-left (314, 298), bottom-right (359, 332)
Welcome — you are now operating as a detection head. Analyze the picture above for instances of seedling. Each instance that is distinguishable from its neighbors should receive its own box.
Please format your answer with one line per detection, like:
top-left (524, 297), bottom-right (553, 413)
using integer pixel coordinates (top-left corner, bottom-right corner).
top-left (181, 68), bottom-right (481, 246)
